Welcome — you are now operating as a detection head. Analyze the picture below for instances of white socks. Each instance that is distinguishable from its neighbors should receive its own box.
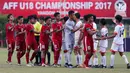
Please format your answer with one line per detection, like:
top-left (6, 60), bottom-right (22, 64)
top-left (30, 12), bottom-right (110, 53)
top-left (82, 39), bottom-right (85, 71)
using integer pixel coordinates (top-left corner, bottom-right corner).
top-left (103, 56), bottom-right (106, 66)
top-left (64, 53), bottom-right (68, 64)
top-left (75, 54), bottom-right (82, 65)
top-left (58, 54), bottom-right (62, 64)
top-left (110, 54), bottom-right (115, 66)
top-left (89, 57), bottom-right (93, 65)
top-left (93, 57), bottom-right (98, 66)
top-left (122, 55), bottom-right (129, 64)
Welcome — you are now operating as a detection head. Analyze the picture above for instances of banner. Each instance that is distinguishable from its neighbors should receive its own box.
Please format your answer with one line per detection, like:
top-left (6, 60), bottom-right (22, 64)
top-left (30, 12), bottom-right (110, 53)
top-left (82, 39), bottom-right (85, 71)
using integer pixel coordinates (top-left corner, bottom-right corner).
top-left (0, 0), bottom-right (130, 18)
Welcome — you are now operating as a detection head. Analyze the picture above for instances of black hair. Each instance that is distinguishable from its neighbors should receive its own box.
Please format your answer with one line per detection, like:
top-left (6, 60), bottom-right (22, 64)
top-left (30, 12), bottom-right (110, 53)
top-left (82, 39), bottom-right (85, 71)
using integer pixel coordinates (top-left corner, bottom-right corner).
top-left (63, 16), bottom-right (69, 22)
top-left (7, 14), bottom-right (13, 19)
top-left (17, 16), bottom-right (23, 20)
top-left (32, 14), bottom-right (37, 19)
top-left (83, 14), bottom-right (93, 21)
top-left (54, 12), bottom-right (60, 17)
top-left (100, 18), bottom-right (106, 25)
top-left (45, 16), bottom-right (51, 22)
top-left (68, 10), bottom-right (74, 16)
top-left (39, 16), bottom-right (44, 21)
top-left (75, 13), bottom-right (80, 19)
top-left (115, 15), bottom-right (122, 22)
top-left (27, 15), bottom-right (36, 20)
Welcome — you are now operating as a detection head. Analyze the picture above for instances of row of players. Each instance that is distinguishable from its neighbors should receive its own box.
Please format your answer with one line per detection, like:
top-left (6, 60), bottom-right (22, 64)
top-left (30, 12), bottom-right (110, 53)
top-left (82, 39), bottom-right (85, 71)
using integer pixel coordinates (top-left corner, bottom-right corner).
top-left (5, 10), bottom-right (130, 69)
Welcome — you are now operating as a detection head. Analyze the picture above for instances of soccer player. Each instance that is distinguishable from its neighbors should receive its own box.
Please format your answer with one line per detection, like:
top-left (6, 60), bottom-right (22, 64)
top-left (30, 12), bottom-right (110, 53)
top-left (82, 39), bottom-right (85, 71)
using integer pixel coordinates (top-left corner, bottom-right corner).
top-left (15, 16), bottom-right (26, 65)
top-left (95, 19), bottom-right (108, 68)
top-left (5, 14), bottom-right (15, 64)
top-left (89, 15), bottom-right (99, 68)
top-left (105, 15), bottom-right (130, 69)
top-left (64, 10), bottom-right (75, 68)
top-left (73, 13), bottom-right (83, 67)
top-left (51, 12), bottom-right (62, 66)
top-left (40, 16), bottom-right (52, 67)
top-left (78, 14), bottom-right (97, 68)
top-left (25, 15), bottom-right (39, 67)
top-left (60, 16), bottom-right (69, 67)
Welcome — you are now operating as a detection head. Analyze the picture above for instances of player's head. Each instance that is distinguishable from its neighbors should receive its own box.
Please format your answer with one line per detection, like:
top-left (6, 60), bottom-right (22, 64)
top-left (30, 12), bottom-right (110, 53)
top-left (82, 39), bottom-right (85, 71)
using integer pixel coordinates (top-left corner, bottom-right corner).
top-left (39, 16), bottom-right (44, 24)
top-left (100, 18), bottom-right (106, 26)
top-left (28, 15), bottom-right (36, 24)
top-left (45, 16), bottom-right (51, 25)
top-left (54, 12), bottom-right (60, 21)
top-left (61, 16), bottom-right (69, 24)
top-left (32, 14), bottom-right (37, 23)
top-left (7, 14), bottom-right (14, 21)
top-left (68, 10), bottom-right (75, 20)
top-left (115, 15), bottom-right (122, 23)
top-left (74, 13), bottom-right (80, 20)
top-left (17, 16), bottom-right (24, 24)
top-left (83, 14), bottom-right (93, 23)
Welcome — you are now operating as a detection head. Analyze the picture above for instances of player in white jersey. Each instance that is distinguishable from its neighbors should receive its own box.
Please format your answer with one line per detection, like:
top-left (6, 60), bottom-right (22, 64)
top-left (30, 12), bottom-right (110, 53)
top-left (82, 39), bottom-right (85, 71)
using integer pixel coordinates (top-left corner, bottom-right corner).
top-left (64, 10), bottom-right (75, 68)
top-left (105, 15), bottom-right (130, 69)
top-left (59, 16), bottom-right (69, 67)
top-left (95, 19), bottom-right (108, 68)
top-left (88, 15), bottom-right (99, 67)
top-left (73, 13), bottom-right (83, 67)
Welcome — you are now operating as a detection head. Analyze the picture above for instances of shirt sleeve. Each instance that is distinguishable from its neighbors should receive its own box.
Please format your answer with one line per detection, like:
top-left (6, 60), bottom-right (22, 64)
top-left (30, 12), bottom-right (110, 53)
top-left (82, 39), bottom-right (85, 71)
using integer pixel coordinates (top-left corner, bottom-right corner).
top-left (65, 23), bottom-right (73, 30)
top-left (114, 26), bottom-right (119, 34)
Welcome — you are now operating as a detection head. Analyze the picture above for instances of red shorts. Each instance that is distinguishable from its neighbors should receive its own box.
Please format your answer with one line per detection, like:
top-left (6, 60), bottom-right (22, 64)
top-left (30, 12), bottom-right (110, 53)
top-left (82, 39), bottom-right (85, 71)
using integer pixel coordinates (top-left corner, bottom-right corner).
top-left (83, 40), bottom-right (94, 53)
top-left (16, 40), bottom-right (26, 51)
top-left (52, 39), bottom-right (62, 51)
top-left (26, 39), bottom-right (38, 50)
top-left (40, 41), bottom-right (49, 51)
top-left (6, 40), bottom-right (15, 50)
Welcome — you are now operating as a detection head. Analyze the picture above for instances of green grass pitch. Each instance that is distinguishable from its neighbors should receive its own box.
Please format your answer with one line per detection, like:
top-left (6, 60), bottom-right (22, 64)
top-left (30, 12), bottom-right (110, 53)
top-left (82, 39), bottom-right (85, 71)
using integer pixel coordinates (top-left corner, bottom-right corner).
top-left (0, 48), bottom-right (130, 73)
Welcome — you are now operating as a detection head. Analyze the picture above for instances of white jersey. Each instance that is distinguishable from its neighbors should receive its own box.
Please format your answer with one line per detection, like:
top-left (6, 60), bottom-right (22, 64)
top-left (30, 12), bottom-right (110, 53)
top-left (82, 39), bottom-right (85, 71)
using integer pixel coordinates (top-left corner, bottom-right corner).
top-left (93, 22), bottom-right (98, 43)
top-left (64, 19), bottom-right (75, 44)
top-left (113, 24), bottom-right (124, 45)
top-left (74, 20), bottom-right (82, 43)
top-left (99, 27), bottom-right (108, 48)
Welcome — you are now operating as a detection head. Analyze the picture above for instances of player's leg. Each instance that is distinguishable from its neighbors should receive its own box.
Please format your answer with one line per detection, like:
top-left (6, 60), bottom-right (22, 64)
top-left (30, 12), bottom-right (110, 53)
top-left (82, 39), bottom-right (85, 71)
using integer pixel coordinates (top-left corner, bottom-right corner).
top-left (93, 42), bottom-right (99, 68)
top-left (57, 42), bottom-right (62, 66)
top-left (16, 41), bottom-right (21, 65)
top-left (110, 43), bottom-right (117, 68)
top-left (6, 41), bottom-right (15, 64)
top-left (30, 42), bottom-right (38, 64)
top-left (100, 47), bottom-right (107, 68)
top-left (118, 45), bottom-right (130, 69)
top-left (26, 45), bottom-right (31, 66)
top-left (74, 45), bottom-right (79, 67)
top-left (20, 41), bottom-right (26, 58)
top-left (78, 47), bottom-right (83, 66)
top-left (41, 43), bottom-right (48, 67)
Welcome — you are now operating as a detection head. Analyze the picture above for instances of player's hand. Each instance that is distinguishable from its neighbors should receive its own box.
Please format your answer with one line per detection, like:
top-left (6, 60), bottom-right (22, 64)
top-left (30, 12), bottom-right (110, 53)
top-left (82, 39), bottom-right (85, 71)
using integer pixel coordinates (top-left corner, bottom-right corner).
top-left (30, 29), bottom-right (33, 32)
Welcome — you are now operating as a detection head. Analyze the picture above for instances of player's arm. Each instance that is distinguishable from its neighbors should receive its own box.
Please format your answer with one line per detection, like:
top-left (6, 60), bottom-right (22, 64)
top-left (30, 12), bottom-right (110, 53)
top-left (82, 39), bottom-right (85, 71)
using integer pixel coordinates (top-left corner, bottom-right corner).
top-left (78, 29), bottom-right (84, 45)
top-left (30, 29), bottom-right (40, 34)
top-left (87, 28), bottom-right (97, 35)
top-left (105, 33), bottom-right (116, 39)
top-left (8, 24), bottom-right (16, 30)
top-left (72, 24), bottom-right (83, 33)
top-left (56, 27), bottom-right (65, 32)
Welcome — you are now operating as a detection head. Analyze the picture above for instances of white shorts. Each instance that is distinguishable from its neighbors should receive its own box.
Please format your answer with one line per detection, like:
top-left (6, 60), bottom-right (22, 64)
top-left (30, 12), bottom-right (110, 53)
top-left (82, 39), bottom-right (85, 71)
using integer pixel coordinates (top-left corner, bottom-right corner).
top-left (94, 42), bottom-right (98, 51)
top-left (99, 46), bottom-right (107, 53)
top-left (111, 43), bottom-right (124, 52)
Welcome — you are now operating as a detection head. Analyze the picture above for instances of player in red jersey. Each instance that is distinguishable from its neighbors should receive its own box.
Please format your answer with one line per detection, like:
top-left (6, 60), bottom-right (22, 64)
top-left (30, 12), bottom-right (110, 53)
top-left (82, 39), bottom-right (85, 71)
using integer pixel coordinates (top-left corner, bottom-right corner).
top-left (25, 15), bottom-right (39, 67)
top-left (40, 16), bottom-right (52, 67)
top-left (5, 14), bottom-right (15, 64)
top-left (15, 16), bottom-right (26, 65)
top-left (78, 14), bottom-right (97, 68)
top-left (51, 12), bottom-right (63, 66)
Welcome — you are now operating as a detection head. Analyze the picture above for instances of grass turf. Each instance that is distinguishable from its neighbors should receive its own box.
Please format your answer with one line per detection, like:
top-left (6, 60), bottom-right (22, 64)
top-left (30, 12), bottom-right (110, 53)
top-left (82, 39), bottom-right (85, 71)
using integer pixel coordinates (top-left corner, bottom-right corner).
top-left (0, 48), bottom-right (130, 73)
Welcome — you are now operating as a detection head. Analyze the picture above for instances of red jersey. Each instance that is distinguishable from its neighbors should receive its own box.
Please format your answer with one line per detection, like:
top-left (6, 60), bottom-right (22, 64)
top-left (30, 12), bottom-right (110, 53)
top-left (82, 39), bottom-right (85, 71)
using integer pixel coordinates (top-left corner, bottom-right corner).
top-left (25, 24), bottom-right (35, 41)
top-left (83, 23), bottom-right (94, 42)
top-left (40, 24), bottom-right (50, 43)
top-left (52, 22), bottom-right (62, 41)
top-left (15, 24), bottom-right (25, 41)
top-left (5, 23), bottom-right (15, 41)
